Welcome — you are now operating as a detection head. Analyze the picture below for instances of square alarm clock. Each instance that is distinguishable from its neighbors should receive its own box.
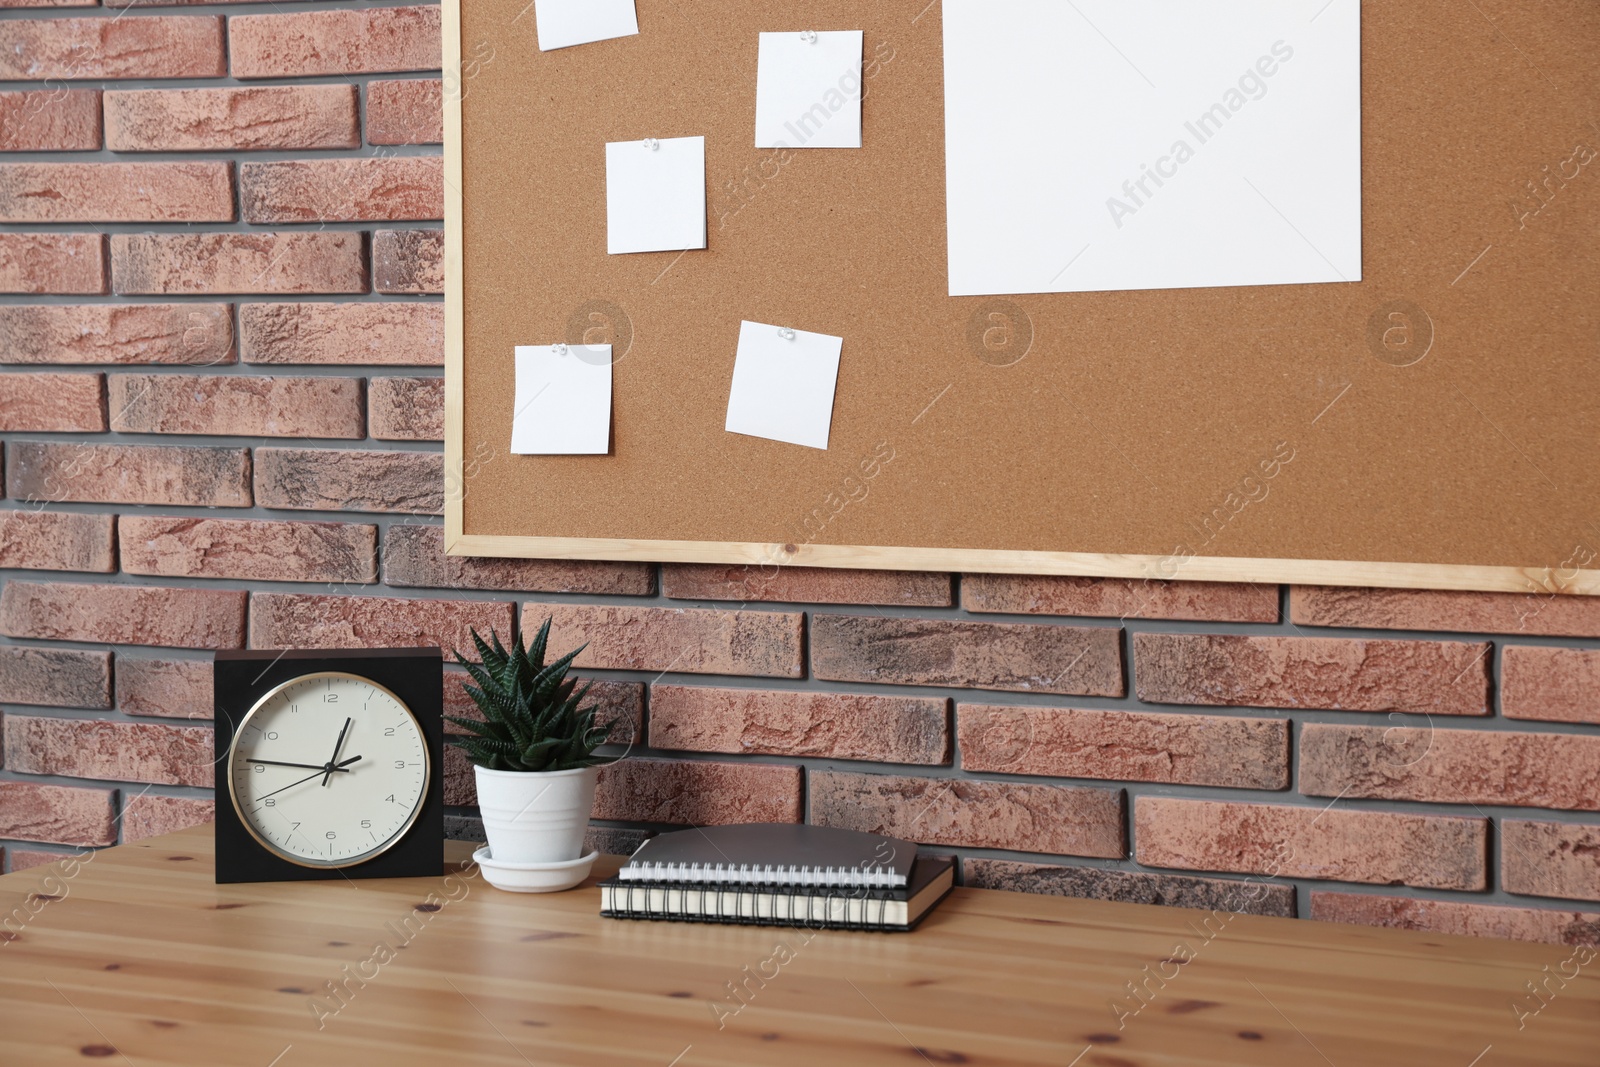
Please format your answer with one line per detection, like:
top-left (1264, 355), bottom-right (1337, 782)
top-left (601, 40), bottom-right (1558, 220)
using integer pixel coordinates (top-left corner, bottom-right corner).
top-left (213, 649), bottom-right (444, 884)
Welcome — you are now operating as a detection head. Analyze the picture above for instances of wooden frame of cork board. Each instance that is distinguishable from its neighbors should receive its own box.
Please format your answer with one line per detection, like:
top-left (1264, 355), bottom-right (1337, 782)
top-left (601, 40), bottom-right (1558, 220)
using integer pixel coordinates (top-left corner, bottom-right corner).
top-left (443, 0), bottom-right (1600, 595)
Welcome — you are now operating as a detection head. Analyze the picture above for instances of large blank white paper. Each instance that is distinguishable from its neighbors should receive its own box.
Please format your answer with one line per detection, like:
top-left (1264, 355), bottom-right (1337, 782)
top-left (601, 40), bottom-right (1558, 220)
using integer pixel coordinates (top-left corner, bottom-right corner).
top-left (755, 31), bottom-right (864, 149)
top-left (725, 321), bottom-right (842, 451)
top-left (606, 135), bottom-right (707, 255)
top-left (511, 345), bottom-right (611, 455)
top-left (943, 0), bottom-right (1361, 296)
top-left (534, 0), bottom-right (638, 51)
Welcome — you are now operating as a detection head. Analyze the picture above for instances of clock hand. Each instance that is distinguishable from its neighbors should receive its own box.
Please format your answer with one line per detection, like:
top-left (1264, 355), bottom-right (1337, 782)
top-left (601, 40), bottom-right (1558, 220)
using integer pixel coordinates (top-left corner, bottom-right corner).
top-left (249, 758), bottom-right (354, 772)
top-left (336, 755), bottom-right (362, 768)
top-left (256, 768), bottom-right (335, 802)
top-left (322, 717), bottom-right (353, 787)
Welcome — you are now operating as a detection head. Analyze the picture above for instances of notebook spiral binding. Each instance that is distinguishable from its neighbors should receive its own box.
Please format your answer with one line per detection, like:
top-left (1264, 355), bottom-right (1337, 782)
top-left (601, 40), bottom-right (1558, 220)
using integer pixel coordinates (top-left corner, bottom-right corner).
top-left (601, 880), bottom-right (902, 931)
top-left (616, 861), bottom-right (904, 888)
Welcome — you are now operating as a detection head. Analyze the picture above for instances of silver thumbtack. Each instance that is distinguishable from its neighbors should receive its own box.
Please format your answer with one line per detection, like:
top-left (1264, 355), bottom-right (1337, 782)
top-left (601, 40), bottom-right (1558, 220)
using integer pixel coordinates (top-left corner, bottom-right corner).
top-left (778, 327), bottom-right (796, 341)
top-left (552, 342), bottom-right (569, 357)
top-left (799, 30), bottom-right (817, 44)
top-left (643, 137), bottom-right (659, 151)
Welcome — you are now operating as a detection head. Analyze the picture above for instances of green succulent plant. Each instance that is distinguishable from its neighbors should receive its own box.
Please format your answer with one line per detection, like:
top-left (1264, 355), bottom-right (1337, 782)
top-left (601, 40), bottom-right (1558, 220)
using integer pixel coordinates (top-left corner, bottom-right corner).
top-left (446, 620), bottom-right (612, 773)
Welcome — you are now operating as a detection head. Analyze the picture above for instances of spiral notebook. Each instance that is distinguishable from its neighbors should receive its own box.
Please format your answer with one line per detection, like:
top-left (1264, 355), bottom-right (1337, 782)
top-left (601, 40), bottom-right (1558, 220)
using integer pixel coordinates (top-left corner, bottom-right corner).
top-left (599, 824), bottom-right (954, 931)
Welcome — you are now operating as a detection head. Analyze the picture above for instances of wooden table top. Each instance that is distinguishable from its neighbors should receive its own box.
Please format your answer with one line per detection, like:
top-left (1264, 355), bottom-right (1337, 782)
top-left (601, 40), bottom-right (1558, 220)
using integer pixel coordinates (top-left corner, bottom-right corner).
top-left (0, 825), bottom-right (1594, 1067)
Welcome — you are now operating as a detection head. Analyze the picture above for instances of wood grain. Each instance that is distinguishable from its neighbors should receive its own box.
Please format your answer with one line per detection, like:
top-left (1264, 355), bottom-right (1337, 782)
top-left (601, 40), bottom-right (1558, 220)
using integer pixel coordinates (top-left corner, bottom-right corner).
top-left (0, 825), bottom-right (1595, 1065)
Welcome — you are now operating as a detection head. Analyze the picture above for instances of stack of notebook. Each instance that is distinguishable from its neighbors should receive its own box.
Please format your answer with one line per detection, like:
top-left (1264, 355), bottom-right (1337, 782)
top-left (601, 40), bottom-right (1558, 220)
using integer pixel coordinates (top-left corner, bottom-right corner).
top-left (599, 824), bottom-right (954, 932)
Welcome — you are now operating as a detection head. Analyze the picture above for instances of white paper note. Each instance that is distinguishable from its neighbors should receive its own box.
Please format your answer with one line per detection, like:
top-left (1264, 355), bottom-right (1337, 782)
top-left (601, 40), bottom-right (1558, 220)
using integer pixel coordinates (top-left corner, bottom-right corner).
top-left (943, 0), bottom-right (1361, 296)
top-left (534, 0), bottom-right (638, 51)
top-left (755, 30), bottom-right (864, 149)
top-left (511, 345), bottom-right (611, 455)
top-left (725, 321), bottom-right (842, 451)
top-left (606, 135), bottom-right (707, 255)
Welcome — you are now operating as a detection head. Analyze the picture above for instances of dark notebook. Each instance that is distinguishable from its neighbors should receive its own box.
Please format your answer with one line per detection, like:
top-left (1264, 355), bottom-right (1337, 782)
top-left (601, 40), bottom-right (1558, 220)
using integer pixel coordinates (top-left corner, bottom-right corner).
top-left (600, 854), bottom-right (955, 932)
top-left (616, 823), bottom-right (916, 888)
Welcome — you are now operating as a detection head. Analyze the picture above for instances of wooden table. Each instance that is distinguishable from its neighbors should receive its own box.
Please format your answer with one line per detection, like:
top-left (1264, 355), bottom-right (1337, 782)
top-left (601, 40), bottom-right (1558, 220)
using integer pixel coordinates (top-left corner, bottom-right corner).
top-left (0, 826), bottom-right (1593, 1066)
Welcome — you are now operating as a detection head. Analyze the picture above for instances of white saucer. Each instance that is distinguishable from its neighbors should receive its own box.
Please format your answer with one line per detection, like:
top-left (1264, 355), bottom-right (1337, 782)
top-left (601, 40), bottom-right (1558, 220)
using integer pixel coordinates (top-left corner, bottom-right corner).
top-left (472, 846), bottom-right (598, 893)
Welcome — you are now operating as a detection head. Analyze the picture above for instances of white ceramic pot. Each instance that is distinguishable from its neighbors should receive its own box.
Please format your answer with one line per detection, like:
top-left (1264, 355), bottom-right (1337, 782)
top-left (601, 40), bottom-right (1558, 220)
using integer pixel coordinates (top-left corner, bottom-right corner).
top-left (474, 764), bottom-right (599, 866)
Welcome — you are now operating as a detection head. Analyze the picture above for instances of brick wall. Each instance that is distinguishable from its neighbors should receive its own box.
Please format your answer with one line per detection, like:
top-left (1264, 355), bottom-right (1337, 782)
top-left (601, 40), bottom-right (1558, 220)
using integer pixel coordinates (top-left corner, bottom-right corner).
top-left (1, 1), bottom-right (1597, 949)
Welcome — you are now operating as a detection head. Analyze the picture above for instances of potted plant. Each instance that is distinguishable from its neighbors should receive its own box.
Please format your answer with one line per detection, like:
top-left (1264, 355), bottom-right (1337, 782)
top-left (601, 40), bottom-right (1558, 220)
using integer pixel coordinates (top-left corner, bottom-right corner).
top-left (447, 620), bottom-right (612, 886)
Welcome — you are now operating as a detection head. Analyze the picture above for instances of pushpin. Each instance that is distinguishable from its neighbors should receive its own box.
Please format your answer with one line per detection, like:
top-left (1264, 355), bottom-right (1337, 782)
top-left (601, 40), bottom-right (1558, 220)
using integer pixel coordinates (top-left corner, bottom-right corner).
top-left (778, 327), bottom-right (796, 341)
top-left (643, 137), bottom-right (659, 151)
top-left (799, 30), bottom-right (817, 44)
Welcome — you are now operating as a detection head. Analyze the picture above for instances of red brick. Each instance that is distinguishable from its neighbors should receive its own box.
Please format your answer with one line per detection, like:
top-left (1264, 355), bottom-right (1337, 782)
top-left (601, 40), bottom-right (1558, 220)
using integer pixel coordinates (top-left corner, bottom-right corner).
top-left (368, 78), bottom-right (443, 145)
top-left (1134, 797), bottom-right (1487, 890)
top-left (4, 715), bottom-right (212, 787)
top-left (370, 376), bottom-right (442, 441)
top-left (121, 795), bottom-right (214, 843)
top-left (0, 162), bottom-right (232, 223)
top-left (1134, 633), bottom-right (1491, 716)
top-left (249, 593), bottom-right (514, 658)
top-left (0, 233), bottom-right (105, 294)
top-left (1503, 821), bottom-right (1600, 902)
top-left (0, 647), bottom-right (110, 708)
top-left (120, 517), bottom-right (377, 584)
top-left (663, 564), bottom-right (952, 607)
top-left (530, 603), bottom-right (804, 679)
top-left (812, 614), bottom-right (1123, 696)
top-left (650, 685), bottom-right (949, 764)
top-left (0, 17), bottom-right (224, 80)
top-left (964, 575), bottom-right (1279, 622)
top-left (0, 781), bottom-right (114, 846)
top-left (1311, 892), bottom-right (1600, 947)
top-left (593, 758), bottom-right (803, 825)
top-left (965, 859), bottom-right (1296, 917)
top-left (108, 374), bottom-right (364, 438)
top-left (111, 232), bottom-right (365, 295)
top-left (241, 158), bottom-right (442, 223)
top-left (811, 771), bottom-right (1125, 858)
top-left (0, 304), bottom-right (233, 365)
top-left (0, 372), bottom-right (104, 431)
top-left (959, 704), bottom-right (1288, 789)
top-left (0, 88), bottom-right (100, 150)
top-left (105, 85), bottom-right (358, 151)
top-left (0, 511), bottom-right (115, 573)
top-left (1502, 646), bottom-right (1600, 725)
top-left (254, 448), bottom-right (442, 514)
top-left (7, 442), bottom-right (251, 507)
top-left (1301, 724), bottom-right (1600, 811)
top-left (115, 657), bottom-right (212, 720)
top-left (445, 671), bottom-right (642, 746)
top-left (372, 229), bottom-right (442, 294)
top-left (383, 524), bottom-right (653, 595)
top-left (0, 580), bottom-right (246, 649)
top-left (1292, 584), bottom-right (1600, 638)
top-left (229, 6), bottom-right (441, 78)
top-left (238, 302), bottom-right (442, 366)
top-left (0, 0), bottom-right (96, 10)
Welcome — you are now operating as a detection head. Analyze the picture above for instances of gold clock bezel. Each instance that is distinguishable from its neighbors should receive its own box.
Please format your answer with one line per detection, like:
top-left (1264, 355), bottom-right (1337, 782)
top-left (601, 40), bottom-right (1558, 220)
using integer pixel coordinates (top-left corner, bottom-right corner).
top-left (226, 670), bottom-right (433, 871)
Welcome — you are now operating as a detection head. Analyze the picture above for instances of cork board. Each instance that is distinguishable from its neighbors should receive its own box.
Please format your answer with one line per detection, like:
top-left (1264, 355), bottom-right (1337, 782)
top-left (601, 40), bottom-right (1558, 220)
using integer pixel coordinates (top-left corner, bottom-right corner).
top-left (444, 0), bottom-right (1600, 595)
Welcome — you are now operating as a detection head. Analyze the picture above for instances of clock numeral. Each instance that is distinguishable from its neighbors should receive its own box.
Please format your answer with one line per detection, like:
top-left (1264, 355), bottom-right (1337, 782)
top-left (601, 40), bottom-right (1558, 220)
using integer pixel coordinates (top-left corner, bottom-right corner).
top-left (385, 795), bottom-right (396, 803)
top-left (253, 764), bottom-right (264, 773)
top-left (323, 693), bottom-right (339, 703)
top-left (361, 820), bottom-right (372, 829)
top-left (290, 822), bottom-right (301, 832)
top-left (395, 760), bottom-right (406, 769)
top-left (325, 831), bottom-right (337, 840)
top-left (264, 731), bottom-right (279, 740)
top-left (263, 799), bottom-right (275, 807)
top-left (384, 728), bottom-right (395, 737)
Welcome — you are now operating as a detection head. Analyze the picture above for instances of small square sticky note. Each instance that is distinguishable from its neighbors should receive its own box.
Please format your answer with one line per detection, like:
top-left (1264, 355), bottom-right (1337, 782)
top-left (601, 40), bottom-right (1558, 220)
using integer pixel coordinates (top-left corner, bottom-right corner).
top-left (606, 136), bottom-right (707, 255)
top-left (511, 345), bottom-right (611, 455)
top-left (535, 0), bottom-right (638, 52)
top-left (725, 321), bottom-right (842, 451)
top-left (755, 31), bottom-right (864, 149)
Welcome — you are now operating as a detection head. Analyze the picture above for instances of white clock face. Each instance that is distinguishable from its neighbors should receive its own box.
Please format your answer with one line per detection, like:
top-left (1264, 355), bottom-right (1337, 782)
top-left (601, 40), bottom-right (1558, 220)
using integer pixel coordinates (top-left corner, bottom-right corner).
top-left (228, 673), bottom-right (430, 868)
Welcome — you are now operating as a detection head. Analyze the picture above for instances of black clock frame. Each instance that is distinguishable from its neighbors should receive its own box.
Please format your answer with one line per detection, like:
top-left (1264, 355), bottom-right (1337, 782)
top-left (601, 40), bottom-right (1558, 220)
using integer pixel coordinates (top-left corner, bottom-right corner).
top-left (213, 648), bottom-right (445, 885)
